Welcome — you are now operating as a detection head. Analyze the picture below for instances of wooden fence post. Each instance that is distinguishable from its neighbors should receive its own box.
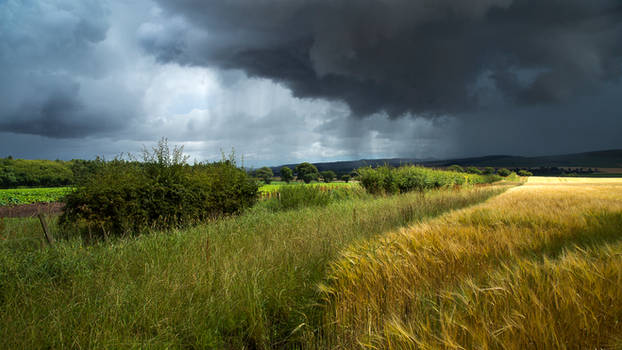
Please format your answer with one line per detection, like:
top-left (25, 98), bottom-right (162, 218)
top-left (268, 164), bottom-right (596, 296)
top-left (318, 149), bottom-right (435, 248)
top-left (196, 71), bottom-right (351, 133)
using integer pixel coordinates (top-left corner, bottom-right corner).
top-left (37, 213), bottom-right (55, 246)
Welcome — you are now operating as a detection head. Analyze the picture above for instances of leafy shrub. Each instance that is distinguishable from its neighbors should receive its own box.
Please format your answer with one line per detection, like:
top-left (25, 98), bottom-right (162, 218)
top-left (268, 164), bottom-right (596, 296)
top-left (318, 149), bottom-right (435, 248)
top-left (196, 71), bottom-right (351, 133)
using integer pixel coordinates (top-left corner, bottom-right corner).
top-left (497, 168), bottom-right (512, 177)
top-left (358, 165), bottom-right (500, 195)
top-left (59, 140), bottom-right (258, 238)
top-left (466, 166), bottom-right (483, 175)
top-left (447, 165), bottom-right (464, 173)
top-left (518, 169), bottom-right (533, 176)
top-left (483, 167), bottom-right (495, 175)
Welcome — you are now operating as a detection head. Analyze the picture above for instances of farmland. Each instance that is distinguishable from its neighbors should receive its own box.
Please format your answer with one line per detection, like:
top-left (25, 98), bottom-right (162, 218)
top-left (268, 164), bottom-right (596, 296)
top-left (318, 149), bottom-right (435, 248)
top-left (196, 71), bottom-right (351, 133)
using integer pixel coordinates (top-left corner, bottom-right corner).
top-left (0, 187), bottom-right (72, 206)
top-left (2, 174), bottom-right (622, 348)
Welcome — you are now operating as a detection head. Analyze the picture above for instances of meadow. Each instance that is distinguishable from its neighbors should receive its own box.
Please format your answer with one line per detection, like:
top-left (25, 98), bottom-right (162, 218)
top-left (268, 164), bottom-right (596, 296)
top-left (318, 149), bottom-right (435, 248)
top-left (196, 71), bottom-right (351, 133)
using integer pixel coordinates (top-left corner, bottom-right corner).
top-left (0, 184), bottom-right (511, 349)
top-left (2, 175), bottom-right (621, 349)
top-left (0, 187), bottom-right (72, 206)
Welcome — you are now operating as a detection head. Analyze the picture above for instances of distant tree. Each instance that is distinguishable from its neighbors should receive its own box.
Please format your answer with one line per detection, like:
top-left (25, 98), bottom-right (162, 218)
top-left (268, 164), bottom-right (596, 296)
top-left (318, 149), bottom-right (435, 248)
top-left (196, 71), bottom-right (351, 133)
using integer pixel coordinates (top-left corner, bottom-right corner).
top-left (466, 166), bottom-right (482, 175)
top-left (301, 173), bottom-right (318, 184)
top-left (447, 164), bottom-right (464, 173)
top-left (295, 162), bottom-right (320, 183)
top-left (255, 167), bottom-right (274, 184)
top-left (497, 168), bottom-right (511, 177)
top-left (518, 169), bottom-right (533, 177)
top-left (341, 174), bottom-right (351, 183)
top-left (280, 166), bottom-right (293, 183)
top-left (321, 170), bottom-right (336, 183)
top-left (482, 167), bottom-right (495, 175)
top-left (350, 170), bottom-right (358, 180)
top-left (7, 155), bottom-right (13, 160)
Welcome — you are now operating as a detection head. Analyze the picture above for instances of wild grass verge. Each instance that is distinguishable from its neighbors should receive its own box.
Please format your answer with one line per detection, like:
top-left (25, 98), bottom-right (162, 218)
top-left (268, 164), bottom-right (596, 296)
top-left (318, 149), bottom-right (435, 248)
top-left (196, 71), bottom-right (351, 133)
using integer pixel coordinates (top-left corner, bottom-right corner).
top-left (315, 179), bottom-right (622, 349)
top-left (0, 185), bottom-right (511, 349)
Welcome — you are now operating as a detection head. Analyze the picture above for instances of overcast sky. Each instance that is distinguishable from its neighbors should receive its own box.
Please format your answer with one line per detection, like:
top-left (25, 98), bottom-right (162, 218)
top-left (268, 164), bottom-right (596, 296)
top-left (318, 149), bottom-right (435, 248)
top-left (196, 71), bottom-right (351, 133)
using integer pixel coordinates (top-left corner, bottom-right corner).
top-left (1, 0), bottom-right (621, 167)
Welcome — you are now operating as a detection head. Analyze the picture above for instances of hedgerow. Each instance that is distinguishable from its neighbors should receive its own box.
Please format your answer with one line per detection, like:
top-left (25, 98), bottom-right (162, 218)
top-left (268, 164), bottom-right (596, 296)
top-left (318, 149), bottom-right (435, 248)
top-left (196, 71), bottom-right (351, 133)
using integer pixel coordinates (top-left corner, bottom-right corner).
top-left (358, 165), bottom-right (501, 194)
top-left (59, 140), bottom-right (258, 238)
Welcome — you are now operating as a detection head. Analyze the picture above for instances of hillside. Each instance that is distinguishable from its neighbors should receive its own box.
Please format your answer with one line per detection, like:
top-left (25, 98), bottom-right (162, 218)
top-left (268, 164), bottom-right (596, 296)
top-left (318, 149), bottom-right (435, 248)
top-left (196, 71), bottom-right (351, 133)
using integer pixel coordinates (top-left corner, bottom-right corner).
top-left (272, 150), bottom-right (622, 174)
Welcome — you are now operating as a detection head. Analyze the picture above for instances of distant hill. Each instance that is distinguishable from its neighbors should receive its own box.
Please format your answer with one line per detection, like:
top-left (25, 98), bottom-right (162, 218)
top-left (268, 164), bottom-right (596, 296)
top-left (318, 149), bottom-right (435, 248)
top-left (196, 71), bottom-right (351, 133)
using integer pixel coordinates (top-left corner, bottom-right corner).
top-left (271, 150), bottom-right (622, 175)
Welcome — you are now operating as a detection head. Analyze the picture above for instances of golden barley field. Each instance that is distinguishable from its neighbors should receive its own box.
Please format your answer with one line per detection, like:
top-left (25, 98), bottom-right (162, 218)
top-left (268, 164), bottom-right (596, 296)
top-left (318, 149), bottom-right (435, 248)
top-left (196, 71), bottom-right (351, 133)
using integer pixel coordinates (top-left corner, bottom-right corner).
top-left (316, 177), bottom-right (622, 349)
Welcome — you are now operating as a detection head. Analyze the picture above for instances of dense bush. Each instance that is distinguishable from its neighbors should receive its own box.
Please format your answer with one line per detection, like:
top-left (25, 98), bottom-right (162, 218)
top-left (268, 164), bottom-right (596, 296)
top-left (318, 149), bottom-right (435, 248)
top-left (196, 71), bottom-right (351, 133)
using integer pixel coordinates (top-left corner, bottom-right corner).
top-left (466, 166), bottom-right (483, 175)
top-left (446, 164), bottom-right (464, 173)
top-left (518, 169), bottom-right (533, 176)
top-left (358, 165), bottom-right (501, 195)
top-left (0, 158), bottom-right (74, 188)
top-left (60, 140), bottom-right (258, 238)
top-left (497, 168), bottom-right (512, 177)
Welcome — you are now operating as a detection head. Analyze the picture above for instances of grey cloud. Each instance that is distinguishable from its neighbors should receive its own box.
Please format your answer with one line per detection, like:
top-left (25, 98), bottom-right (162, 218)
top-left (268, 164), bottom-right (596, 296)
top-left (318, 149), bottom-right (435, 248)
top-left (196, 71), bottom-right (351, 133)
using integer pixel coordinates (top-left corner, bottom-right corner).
top-left (0, 0), bottom-right (141, 139)
top-left (146, 0), bottom-right (622, 117)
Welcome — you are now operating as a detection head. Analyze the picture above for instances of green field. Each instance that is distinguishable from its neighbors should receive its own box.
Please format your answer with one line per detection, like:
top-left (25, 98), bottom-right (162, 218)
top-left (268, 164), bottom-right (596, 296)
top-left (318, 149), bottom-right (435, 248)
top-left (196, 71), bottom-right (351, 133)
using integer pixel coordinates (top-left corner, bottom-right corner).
top-left (0, 187), bottom-right (72, 206)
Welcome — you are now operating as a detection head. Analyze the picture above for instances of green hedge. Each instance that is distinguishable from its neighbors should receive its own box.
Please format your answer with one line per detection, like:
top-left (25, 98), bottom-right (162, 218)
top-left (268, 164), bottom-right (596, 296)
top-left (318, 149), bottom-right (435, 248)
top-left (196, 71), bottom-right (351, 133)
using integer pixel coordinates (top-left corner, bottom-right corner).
top-left (60, 151), bottom-right (258, 238)
top-left (358, 165), bottom-right (501, 194)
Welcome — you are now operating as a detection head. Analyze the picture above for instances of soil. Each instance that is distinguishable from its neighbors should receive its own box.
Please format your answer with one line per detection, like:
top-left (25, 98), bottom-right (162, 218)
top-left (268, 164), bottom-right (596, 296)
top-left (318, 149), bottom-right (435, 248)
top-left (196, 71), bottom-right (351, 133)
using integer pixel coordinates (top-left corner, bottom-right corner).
top-left (0, 202), bottom-right (64, 218)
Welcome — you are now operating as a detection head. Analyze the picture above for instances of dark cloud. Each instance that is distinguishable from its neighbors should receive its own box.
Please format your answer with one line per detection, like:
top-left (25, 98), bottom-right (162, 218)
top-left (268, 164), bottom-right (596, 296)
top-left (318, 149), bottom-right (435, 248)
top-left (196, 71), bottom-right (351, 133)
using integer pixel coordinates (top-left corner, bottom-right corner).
top-left (0, 0), bottom-right (139, 139)
top-left (146, 0), bottom-right (622, 117)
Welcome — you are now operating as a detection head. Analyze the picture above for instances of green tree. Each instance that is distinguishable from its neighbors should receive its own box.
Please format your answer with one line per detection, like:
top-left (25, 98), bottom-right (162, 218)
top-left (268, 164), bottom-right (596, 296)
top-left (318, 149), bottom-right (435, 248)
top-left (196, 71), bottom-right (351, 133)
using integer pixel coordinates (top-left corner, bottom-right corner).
top-left (295, 162), bottom-right (319, 183)
top-left (341, 174), bottom-right (351, 183)
top-left (518, 169), bottom-right (533, 177)
top-left (255, 167), bottom-right (274, 184)
top-left (497, 168), bottom-right (511, 177)
top-left (447, 164), bottom-right (464, 173)
top-left (482, 167), bottom-right (495, 175)
top-left (321, 170), bottom-right (336, 183)
top-left (280, 166), bottom-right (294, 183)
top-left (466, 166), bottom-right (482, 175)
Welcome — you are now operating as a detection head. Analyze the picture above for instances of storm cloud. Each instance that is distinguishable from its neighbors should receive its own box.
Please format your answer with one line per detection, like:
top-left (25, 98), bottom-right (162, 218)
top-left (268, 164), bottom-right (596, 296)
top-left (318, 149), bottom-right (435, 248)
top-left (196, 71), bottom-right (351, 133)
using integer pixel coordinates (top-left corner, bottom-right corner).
top-left (144, 0), bottom-right (622, 117)
top-left (0, 0), bottom-right (621, 164)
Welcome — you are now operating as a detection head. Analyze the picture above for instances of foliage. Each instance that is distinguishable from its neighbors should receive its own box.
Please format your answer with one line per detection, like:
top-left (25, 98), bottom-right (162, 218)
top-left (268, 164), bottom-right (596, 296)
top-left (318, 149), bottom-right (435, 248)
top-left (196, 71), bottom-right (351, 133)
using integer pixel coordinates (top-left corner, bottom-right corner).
top-left (447, 164), bottom-right (464, 173)
top-left (295, 162), bottom-right (320, 183)
top-left (59, 139), bottom-right (258, 238)
top-left (255, 167), bottom-right (274, 184)
top-left (483, 166), bottom-right (495, 175)
top-left (320, 170), bottom-right (336, 183)
top-left (518, 169), bottom-right (533, 176)
top-left (341, 174), bottom-right (351, 183)
top-left (0, 158), bottom-right (74, 188)
top-left (0, 185), bottom-right (509, 349)
top-left (358, 165), bottom-right (500, 195)
top-left (260, 184), bottom-right (366, 211)
top-left (466, 166), bottom-right (482, 175)
top-left (0, 187), bottom-right (72, 206)
top-left (497, 168), bottom-right (512, 177)
top-left (280, 166), bottom-right (294, 183)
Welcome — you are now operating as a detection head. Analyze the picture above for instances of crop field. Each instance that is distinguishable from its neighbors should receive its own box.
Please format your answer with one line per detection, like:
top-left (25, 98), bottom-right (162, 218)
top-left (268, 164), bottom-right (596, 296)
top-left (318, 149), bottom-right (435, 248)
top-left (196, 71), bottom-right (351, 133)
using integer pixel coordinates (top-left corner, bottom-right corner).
top-left (317, 177), bottom-right (622, 348)
top-left (0, 187), bottom-right (72, 206)
top-left (1, 175), bottom-right (621, 348)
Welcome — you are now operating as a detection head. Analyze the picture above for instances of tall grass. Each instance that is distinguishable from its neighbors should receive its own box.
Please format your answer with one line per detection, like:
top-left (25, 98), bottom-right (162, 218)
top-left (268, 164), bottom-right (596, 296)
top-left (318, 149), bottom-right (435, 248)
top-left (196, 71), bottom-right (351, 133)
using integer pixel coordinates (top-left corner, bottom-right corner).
top-left (0, 185), bottom-right (510, 349)
top-left (315, 179), bottom-right (622, 348)
top-left (260, 183), bottom-right (368, 211)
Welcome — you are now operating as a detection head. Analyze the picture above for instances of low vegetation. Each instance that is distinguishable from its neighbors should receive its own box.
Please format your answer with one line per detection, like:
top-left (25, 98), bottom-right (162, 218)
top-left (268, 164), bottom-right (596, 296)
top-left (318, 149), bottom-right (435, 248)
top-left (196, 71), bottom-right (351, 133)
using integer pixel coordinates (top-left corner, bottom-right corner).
top-left (358, 165), bottom-right (503, 194)
top-left (59, 140), bottom-right (258, 238)
top-left (0, 185), bottom-right (510, 349)
top-left (0, 187), bottom-right (72, 206)
top-left (315, 177), bottom-right (622, 348)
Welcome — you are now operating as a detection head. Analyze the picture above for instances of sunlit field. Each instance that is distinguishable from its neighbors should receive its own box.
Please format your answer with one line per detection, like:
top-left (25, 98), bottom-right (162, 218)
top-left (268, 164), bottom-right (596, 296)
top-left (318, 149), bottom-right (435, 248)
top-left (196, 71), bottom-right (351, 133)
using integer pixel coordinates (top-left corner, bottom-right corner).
top-left (316, 177), bottom-right (622, 348)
